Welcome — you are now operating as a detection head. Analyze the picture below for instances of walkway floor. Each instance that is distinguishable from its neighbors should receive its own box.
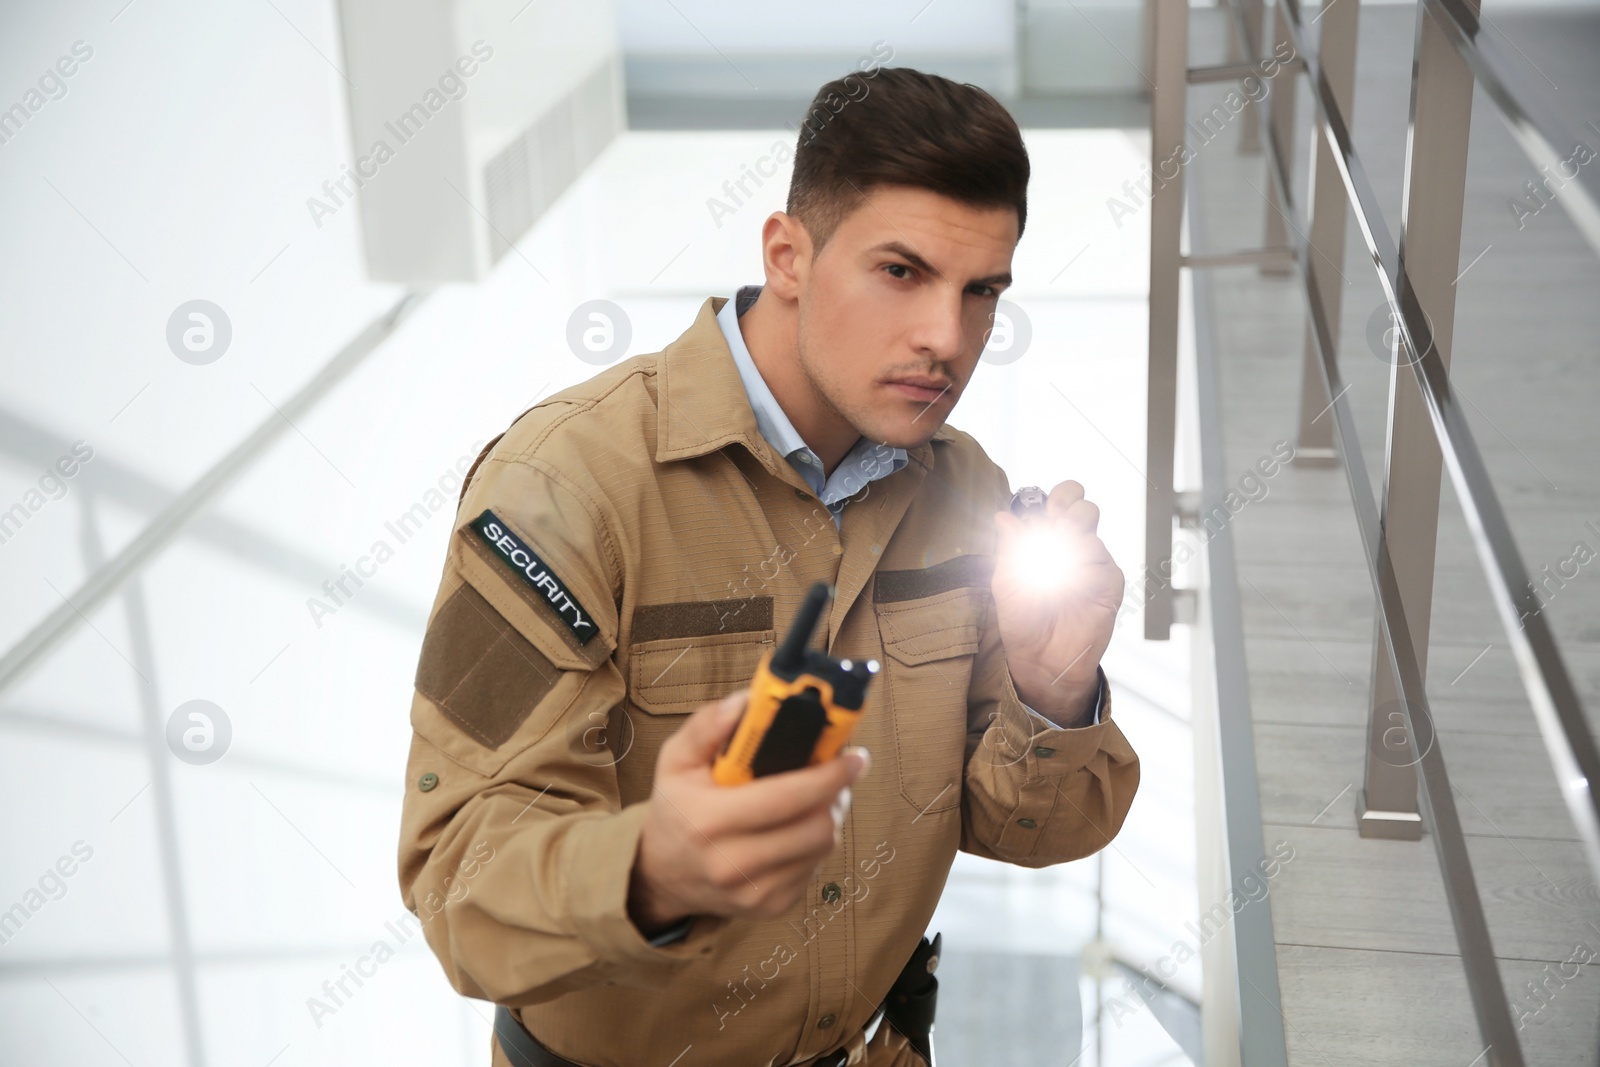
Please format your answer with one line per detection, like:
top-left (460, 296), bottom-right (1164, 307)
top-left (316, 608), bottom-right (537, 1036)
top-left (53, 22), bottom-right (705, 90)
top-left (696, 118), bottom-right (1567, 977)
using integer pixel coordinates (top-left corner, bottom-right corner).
top-left (1190, 5), bottom-right (1600, 1063)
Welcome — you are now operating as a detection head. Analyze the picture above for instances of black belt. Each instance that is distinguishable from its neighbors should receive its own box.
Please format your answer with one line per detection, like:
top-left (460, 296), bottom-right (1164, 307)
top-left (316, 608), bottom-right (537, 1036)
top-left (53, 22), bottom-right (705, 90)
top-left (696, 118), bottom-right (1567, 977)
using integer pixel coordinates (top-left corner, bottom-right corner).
top-left (493, 932), bottom-right (938, 1067)
top-left (493, 1002), bottom-right (883, 1067)
top-left (492, 1004), bottom-right (582, 1067)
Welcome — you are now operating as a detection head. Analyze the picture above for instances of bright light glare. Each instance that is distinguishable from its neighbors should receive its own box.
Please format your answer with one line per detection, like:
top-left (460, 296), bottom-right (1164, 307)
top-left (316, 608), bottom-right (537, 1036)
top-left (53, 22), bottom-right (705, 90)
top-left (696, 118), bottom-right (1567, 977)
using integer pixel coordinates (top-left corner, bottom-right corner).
top-left (1013, 523), bottom-right (1079, 590)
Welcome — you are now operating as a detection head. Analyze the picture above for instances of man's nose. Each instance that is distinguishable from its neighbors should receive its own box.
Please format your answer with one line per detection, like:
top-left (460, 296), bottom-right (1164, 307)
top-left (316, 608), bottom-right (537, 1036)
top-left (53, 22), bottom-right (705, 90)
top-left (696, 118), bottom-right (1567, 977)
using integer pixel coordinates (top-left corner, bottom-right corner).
top-left (911, 288), bottom-right (968, 364)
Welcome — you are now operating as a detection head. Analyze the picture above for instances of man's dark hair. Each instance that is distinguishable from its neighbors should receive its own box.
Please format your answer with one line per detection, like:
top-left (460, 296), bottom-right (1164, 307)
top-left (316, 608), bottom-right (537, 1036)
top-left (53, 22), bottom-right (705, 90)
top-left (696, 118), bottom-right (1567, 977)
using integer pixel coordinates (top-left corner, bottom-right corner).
top-left (786, 66), bottom-right (1029, 254)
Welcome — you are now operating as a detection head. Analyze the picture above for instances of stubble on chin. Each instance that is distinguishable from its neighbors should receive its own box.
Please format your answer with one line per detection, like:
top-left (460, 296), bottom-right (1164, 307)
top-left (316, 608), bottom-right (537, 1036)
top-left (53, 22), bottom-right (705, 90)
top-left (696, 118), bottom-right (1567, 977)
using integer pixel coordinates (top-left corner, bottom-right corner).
top-left (795, 319), bottom-right (951, 450)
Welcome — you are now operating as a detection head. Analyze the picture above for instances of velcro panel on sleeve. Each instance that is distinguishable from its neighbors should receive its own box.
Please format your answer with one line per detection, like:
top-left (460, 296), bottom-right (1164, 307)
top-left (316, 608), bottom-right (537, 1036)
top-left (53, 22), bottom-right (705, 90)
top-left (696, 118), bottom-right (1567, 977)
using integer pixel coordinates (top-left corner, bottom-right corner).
top-left (411, 568), bottom-right (598, 778)
top-left (416, 582), bottom-right (562, 750)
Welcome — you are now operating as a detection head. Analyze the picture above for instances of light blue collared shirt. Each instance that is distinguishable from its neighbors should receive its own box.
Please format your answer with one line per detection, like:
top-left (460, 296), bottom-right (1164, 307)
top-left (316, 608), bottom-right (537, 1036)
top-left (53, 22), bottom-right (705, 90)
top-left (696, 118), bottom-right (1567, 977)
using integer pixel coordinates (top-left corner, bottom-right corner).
top-left (717, 285), bottom-right (906, 529)
top-left (715, 284), bottom-right (1103, 728)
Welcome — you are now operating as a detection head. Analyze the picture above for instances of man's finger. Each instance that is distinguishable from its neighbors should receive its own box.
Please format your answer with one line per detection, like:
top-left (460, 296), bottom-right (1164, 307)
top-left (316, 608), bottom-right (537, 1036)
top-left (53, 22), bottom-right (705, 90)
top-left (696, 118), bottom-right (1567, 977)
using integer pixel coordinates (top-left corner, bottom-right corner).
top-left (731, 851), bottom-right (832, 914)
top-left (720, 805), bottom-right (845, 876)
top-left (706, 748), bottom-right (868, 832)
top-left (658, 690), bottom-right (748, 774)
top-left (1047, 480), bottom-right (1086, 520)
top-left (1061, 497), bottom-right (1100, 535)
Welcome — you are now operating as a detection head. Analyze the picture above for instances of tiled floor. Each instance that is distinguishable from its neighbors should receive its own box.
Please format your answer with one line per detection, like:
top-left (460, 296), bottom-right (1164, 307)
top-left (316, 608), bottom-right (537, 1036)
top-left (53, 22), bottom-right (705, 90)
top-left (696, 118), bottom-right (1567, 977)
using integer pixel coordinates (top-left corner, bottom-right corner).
top-left (1188, 4), bottom-right (1600, 1063)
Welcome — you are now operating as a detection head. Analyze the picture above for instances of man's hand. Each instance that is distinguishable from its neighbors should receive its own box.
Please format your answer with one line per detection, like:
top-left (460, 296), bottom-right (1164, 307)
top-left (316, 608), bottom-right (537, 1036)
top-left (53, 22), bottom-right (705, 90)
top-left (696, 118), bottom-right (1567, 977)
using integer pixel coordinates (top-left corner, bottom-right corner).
top-left (628, 690), bottom-right (870, 935)
top-left (991, 479), bottom-right (1124, 725)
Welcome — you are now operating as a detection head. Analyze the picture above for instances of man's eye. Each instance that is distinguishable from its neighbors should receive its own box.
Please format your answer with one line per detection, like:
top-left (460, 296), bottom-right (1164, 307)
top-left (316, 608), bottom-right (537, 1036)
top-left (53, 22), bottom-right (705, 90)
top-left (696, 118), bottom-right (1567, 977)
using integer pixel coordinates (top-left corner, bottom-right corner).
top-left (884, 263), bottom-right (912, 280)
top-left (969, 285), bottom-right (998, 298)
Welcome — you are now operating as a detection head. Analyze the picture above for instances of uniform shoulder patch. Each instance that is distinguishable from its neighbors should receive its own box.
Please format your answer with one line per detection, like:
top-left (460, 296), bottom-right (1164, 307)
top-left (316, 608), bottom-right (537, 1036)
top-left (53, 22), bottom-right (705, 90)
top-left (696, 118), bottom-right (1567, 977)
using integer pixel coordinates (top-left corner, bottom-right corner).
top-left (468, 509), bottom-right (601, 646)
top-left (415, 583), bottom-right (562, 750)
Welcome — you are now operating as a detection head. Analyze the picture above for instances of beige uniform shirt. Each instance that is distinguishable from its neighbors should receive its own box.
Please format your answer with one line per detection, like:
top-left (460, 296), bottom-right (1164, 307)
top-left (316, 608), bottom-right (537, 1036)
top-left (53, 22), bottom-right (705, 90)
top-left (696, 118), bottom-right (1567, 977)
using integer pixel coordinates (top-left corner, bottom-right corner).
top-left (397, 296), bottom-right (1141, 1067)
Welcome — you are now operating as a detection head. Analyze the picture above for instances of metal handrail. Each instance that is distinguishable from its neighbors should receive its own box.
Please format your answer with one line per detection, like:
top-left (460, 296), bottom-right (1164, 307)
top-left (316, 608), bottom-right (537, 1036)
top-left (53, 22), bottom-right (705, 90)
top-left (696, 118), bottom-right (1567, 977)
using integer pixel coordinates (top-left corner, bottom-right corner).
top-left (1273, 0), bottom-right (1600, 892)
top-left (0, 289), bottom-right (428, 696)
top-left (1146, 0), bottom-right (1600, 1060)
top-left (1184, 157), bottom-right (1292, 1067)
top-left (1423, 0), bottom-right (1600, 257)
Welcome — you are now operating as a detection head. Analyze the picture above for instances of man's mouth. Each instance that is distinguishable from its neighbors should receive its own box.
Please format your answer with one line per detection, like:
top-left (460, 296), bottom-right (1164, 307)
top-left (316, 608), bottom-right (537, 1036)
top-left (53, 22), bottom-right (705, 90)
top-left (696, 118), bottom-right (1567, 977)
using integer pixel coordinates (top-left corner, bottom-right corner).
top-left (884, 377), bottom-right (954, 404)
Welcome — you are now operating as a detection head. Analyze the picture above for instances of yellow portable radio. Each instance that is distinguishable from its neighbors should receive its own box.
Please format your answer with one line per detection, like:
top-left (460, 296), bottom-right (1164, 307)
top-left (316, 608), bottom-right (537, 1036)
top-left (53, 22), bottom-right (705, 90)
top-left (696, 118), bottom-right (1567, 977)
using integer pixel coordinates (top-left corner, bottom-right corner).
top-left (711, 581), bottom-right (879, 786)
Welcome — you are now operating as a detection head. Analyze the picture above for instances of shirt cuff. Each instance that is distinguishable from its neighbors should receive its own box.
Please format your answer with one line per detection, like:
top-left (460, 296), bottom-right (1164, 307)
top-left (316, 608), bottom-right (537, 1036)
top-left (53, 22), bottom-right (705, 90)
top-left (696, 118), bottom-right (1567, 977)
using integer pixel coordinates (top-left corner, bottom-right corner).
top-left (561, 801), bottom-right (731, 970)
top-left (1018, 666), bottom-right (1105, 728)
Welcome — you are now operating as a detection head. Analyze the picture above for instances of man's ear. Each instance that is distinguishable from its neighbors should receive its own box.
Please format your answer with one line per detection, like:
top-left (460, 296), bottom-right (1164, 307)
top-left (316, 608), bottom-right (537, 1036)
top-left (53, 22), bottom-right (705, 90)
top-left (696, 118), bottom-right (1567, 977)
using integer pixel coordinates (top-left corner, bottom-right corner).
top-left (761, 211), bottom-right (811, 301)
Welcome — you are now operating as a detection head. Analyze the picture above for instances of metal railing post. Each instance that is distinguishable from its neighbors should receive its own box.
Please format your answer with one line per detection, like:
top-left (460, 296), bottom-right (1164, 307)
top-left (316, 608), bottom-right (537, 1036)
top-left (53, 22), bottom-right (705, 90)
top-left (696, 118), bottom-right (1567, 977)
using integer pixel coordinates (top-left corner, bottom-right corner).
top-left (1234, 0), bottom-right (1266, 152)
top-left (1258, 6), bottom-right (1297, 275)
top-left (1355, 0), bottom-right (1480, 840)
top-left (1286, 0), bottom-right (1357, 467)
top-left (1144, 0), bottom-right (1188, 642)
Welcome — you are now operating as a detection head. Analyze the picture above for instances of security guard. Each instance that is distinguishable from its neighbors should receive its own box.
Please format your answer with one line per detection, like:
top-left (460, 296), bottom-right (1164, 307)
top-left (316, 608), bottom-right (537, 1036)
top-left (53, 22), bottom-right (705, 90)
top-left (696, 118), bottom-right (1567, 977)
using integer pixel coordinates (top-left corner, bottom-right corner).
top-left (398, 67), bottom-right (1139, 1066)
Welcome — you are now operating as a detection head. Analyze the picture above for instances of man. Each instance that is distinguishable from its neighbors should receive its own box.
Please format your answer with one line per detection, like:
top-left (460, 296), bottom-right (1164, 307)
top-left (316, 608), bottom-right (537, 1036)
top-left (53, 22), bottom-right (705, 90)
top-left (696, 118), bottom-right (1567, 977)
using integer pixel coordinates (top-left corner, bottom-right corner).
top-left (398, 67), bottom-right (1139, 1067)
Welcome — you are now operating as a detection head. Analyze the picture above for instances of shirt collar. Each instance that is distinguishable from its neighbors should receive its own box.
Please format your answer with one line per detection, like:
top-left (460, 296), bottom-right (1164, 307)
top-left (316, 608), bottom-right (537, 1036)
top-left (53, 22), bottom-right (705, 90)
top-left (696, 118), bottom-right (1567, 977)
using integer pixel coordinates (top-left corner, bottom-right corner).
top-left (652, 294), bottom-right (950, 475)
top-left (716, 286), bottom-right (815, 464)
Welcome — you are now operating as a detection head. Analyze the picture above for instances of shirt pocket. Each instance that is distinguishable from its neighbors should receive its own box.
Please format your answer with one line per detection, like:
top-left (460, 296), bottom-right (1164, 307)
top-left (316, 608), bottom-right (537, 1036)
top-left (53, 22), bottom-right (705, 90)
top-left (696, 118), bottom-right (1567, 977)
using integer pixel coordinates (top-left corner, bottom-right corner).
top-left (873, 585), bottom-right (986, 815)
top-left (628, 628), bottom-right (777, 714)
top-left (608, 597), bottom-right (776, 801)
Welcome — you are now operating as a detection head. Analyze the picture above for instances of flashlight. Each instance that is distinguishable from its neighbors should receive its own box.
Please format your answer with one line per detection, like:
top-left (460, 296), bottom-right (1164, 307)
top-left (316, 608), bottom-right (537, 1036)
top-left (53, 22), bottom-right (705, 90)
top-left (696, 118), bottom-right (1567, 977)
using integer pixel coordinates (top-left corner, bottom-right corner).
top-left (1008, 485), bottom-right (1077, 589)
top-left (1010, 485), bottom-right (1048, 520)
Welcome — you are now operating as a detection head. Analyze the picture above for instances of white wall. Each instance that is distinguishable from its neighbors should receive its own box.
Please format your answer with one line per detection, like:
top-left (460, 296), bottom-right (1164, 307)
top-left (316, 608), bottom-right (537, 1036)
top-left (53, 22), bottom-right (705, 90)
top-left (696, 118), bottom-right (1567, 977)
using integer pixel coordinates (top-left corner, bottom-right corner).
top-left (614, 0), bottom-right (1018, 97)
top-left (0, 3), bottom-right (613, 1064)
top-left (615, 0), bottom-right (1014, 54)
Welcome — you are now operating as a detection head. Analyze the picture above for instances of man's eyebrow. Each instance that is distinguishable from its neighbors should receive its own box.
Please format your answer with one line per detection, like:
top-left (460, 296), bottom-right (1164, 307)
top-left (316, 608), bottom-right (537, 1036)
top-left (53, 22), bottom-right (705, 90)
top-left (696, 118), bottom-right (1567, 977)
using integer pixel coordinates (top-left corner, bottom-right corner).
top-left (870, 241), bottom-right (1011, 288)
